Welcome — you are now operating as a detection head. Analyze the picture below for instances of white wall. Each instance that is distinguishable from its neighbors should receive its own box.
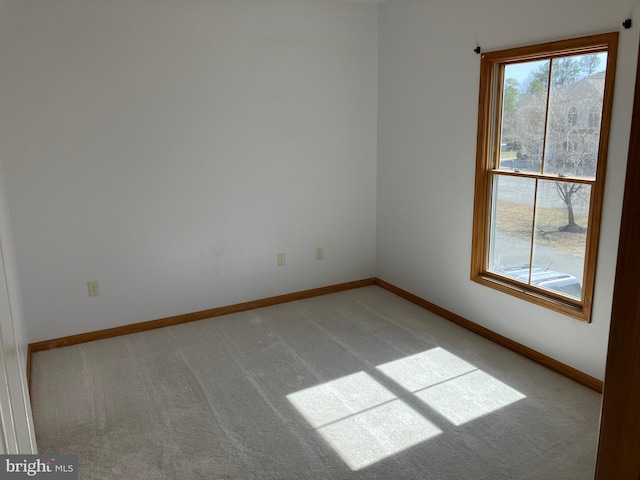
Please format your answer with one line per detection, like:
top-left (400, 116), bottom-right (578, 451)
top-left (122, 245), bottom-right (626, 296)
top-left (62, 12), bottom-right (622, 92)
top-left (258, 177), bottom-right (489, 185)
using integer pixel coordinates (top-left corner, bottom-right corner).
top-left (0, 0), bottom-right (379, 343)
top-left (377, 0), bottom-right (639, 380)
top-left (0, 0), bottom-right (634, 381)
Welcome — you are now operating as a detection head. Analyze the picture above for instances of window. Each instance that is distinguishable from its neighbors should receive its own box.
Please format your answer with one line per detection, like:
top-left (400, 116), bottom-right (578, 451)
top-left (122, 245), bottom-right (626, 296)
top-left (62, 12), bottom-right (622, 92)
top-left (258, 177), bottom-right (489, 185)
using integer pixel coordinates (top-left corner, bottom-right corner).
top-left (471, 33), bottom-right (618, 322)
top-left (567, 106), bottom-right (578, 127)
top-left (589, 107), bottom-right (601, 130)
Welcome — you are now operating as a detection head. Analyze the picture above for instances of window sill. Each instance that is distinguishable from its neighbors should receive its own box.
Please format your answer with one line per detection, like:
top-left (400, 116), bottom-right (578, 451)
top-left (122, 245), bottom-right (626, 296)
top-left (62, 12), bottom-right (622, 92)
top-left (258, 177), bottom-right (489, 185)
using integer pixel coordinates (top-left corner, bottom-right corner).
top-left (472, 273), bottom-right (590, 323)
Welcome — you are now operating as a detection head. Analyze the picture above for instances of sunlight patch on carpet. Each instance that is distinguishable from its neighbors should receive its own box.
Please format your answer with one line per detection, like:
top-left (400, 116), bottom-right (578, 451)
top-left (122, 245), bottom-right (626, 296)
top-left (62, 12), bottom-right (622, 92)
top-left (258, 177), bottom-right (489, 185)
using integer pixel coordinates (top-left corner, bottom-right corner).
top-left (286, 371), bottom-right (396, 428)
top-left (287, 348), bottom-right (525, 470)
top-left (414, 369), bottom-right (526, 426)
top-left (376, 347), bottom-right (477, 391)
top-left (287, 372), bottom-right (441, 470)
top-left (376, 347), bottom-right (526, 426)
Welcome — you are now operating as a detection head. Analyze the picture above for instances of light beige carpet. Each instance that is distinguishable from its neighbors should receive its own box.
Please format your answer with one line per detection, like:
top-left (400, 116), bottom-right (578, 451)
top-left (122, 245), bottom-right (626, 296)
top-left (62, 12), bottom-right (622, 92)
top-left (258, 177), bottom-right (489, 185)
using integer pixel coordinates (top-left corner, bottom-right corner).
top-left (30, 286), bottom-right (601, 479)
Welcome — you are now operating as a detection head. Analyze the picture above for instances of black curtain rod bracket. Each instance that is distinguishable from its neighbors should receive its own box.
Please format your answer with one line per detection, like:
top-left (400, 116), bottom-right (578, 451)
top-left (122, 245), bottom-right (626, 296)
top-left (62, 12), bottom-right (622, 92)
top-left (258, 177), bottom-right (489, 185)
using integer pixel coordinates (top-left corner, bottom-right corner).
top-left (474, 46), bottom-right (481, 54)
top-left (623, 18), bottom-right (632, 29)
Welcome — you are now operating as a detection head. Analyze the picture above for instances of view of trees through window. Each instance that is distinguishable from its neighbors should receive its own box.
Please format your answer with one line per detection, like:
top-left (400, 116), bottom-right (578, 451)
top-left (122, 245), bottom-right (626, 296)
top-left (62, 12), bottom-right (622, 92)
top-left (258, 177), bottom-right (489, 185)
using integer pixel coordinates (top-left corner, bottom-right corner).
top-left (489, 51), bottom-right (608, 301)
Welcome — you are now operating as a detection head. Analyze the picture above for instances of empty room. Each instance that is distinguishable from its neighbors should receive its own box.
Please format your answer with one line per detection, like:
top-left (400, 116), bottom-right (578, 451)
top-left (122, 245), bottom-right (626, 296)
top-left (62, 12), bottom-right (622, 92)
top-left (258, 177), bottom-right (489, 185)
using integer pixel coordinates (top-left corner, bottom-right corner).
top-left (0, 0), bottom-right (638, 478)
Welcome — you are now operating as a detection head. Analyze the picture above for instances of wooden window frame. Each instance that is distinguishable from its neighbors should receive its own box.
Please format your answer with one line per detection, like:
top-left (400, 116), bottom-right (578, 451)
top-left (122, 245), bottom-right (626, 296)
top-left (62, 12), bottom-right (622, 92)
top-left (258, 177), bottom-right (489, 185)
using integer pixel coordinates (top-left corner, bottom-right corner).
top-left (470, 32), bottom-right (619, 322)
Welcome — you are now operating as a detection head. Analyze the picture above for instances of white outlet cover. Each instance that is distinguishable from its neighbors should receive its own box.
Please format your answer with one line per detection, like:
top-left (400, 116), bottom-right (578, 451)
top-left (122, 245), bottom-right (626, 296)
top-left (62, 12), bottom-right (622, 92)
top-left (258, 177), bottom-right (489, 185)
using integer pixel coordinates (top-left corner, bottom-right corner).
top-left (87, 281), bottom-right (100, 296)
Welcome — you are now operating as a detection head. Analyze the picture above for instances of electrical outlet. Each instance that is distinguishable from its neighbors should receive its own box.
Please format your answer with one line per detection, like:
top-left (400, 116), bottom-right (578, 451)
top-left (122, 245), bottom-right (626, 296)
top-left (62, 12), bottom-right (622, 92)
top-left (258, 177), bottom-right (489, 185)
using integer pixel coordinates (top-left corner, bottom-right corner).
top-left (277, 253), bottom-right (286, 266)
top-left (316, 247), bottom-right (324, 261)
top-left (87, 280), bottom-right (100, 297)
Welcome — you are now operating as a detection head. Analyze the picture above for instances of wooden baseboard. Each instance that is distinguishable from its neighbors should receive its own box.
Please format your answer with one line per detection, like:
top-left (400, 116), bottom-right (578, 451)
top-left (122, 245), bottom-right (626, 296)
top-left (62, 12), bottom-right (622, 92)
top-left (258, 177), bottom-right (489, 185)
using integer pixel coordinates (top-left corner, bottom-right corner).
top-left (28, 278), bottom-right (376, 354)
top-left (375, 278), bottom-right (603, 393)
top-left (27, 276), bottom-right (602, 394)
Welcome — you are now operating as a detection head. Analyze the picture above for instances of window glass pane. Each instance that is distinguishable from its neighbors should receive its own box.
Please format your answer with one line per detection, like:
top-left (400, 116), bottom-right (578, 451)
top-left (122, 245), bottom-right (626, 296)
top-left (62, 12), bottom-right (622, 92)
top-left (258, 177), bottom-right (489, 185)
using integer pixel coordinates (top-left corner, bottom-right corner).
top-left (543, 53), bottom-right (607, 179)
top-left (530, 180), bottom-right (590, 300)
top-left (498, 60), bottom-right (549, 174)
top-left (488, 176), bottom-right (535, 281)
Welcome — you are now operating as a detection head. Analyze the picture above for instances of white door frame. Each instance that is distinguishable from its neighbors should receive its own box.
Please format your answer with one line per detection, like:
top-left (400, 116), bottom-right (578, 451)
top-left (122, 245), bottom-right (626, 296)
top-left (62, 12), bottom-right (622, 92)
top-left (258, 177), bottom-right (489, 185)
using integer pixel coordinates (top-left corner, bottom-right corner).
top-left (0, 166), bottom-right (37, 454)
